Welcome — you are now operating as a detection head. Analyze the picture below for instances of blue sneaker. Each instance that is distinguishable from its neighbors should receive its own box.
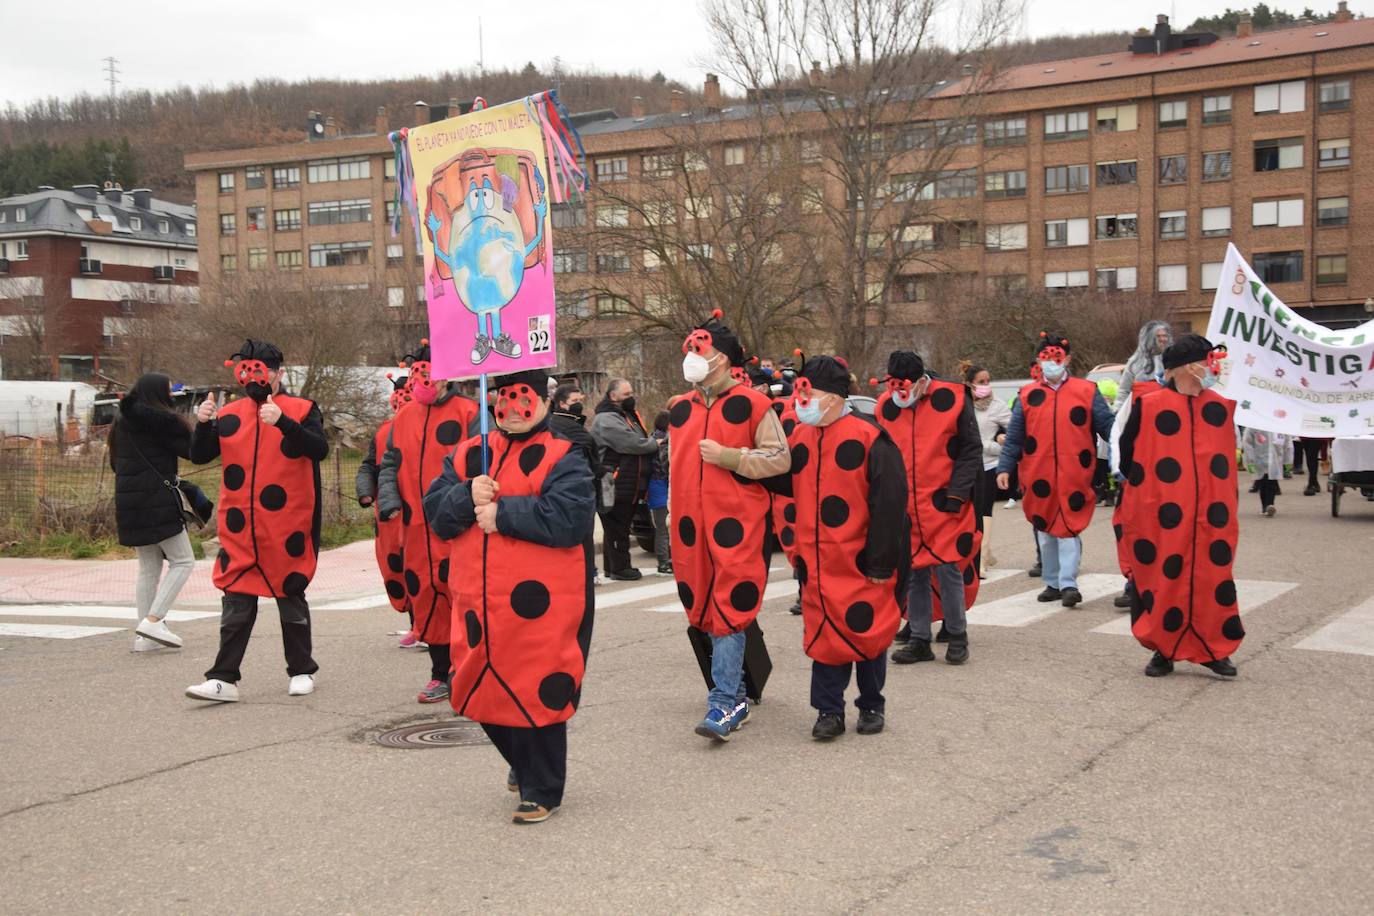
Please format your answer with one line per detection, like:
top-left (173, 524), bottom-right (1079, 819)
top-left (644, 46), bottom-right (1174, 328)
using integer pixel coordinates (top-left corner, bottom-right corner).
top-left (730, 700), bottom-right (751, 732)
top-left (694, 707), bottom-right (734, 742)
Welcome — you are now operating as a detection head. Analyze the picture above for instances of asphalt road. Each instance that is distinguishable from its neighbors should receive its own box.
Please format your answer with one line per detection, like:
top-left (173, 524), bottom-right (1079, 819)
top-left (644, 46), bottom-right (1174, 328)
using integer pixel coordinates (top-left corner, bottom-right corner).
top-left (2, 475), bottom-right (1373, 914)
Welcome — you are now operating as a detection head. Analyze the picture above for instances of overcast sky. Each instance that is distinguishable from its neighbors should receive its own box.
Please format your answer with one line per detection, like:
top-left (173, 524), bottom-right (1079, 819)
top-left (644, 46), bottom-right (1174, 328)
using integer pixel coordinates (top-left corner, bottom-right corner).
top-left (0, 1), bottom-right (1364, 107)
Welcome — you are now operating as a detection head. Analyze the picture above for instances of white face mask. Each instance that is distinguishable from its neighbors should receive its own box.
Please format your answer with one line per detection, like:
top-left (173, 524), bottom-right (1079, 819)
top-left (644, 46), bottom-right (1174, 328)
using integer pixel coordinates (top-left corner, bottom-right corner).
top-left (892, 389), bottom-right (917, 409)
top-left (1039, 360), bottom-right (1067, 382)
top-left (683, 352), bottom-right (711, 384)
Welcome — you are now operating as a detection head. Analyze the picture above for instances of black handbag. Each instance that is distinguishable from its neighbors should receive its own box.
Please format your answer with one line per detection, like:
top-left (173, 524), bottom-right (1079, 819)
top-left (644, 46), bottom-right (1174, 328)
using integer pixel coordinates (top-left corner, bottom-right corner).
top-left (686, 620), bottom-right (773, 704)
top-left (126, 435), bottom-right (214, 529)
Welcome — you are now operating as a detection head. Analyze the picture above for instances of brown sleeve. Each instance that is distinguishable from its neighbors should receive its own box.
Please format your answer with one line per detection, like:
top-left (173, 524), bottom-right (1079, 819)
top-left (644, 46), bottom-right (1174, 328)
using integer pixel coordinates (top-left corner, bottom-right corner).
top-left (719, 408), bottom-right (791, 479)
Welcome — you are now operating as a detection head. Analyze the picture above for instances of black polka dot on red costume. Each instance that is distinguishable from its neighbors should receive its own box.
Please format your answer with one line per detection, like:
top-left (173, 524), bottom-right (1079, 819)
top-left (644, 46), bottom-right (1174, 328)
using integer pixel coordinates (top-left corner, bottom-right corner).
top-left (1031, 515), bottom-right (1048, 530)
top-left (931, 487), bottom-right (949, 511)
top-left (280, 436), bottom-right (303, 460)
top-left (929, 387), bottom-right (956, 412)
top-left (225, 508), bottom-right (246, 533)
top-left (730, 581), bottom-right (760, 612)
top-left (780, 527), bottom-right (794, 547)
top-left (464, 447), bottom-right (484, 479)
top-left (1215, 579), bottom-right (1237, 606)
top-left (1133, 538), bottom-right (1157, 565)
top-left (260, 485), bottom-right (287, 511)
top-left (437, 559), bottom-right (449, 583)
top-left (1026, 389), bottom-right (1046, 408)
top-left (1222, 614), bottom-right (1245, 640)
top-left (713, 518), bottom-right (744, 548)
top-left (1024, 436), bottom-right (1039, 456)
top-left (385, 579), bottom-right (405, 600)
top-left (669, 399), bottom-right (693, 428)
top-left (845, 601), bottom-right (875, 633)
top-left (217, 548), bottom-right (230, 573)
top-left (880, 398), bottom-right (902, 422)
top-left (387, 553), bottom-right (404, 574)
top-left (677, 581), bottom-right (694, 609)
top-left (1155, 410), bottom-right (1181, 435)
top-left (1158, 503), bottom-right (1183, 529)
top-left (1113, 523), bottom-right (1124, 542)
top-left (956, 532), bottom-right (975, 557)
top-left (435, 420), bottom-right (463, 446)
top-left (401, 500), bottom-right (413, 526)
top-left (1207, 501), bottom-right (1229, 528)
top-left (1162, 554), bottom-right (1184, 579)
top-left (835, 439), bottom-right (866, 471)
top-left (1031, 479), bottom-right (1051, 498)
top-left (963, 565), bottom-right (976, 586)
top-left (223, 464), bottom-right (245, 491)
top-left (783, 503), bottom-right (797, 524)
top-left (282, 572), bottom-right (309, 594)
top-left (518, 444), bottom-right (546, 475)
top-left (405, 569), bottom-right (421, 597)
top-left (721, 395), bottom-right (753, 424)
top-left (796, 555), bottom-right (809, 585)
top-left (791, 443), bottom-right (810, 475)
top-left (1067, 491), bottom-right (1087, 512)
top-left (511, 580), bottom-right (551, 619)
top-left (1210, 454), bottom-right (1231, 480)
top-left (1209, 540), bottom-right (1233, 566)
top-left (946, 437), bottom-right (960, 461)
top-left (771, 402), bottom-right (783, 416)
top-left (217, 415), bottom-right (241, 437)
top-left (464, 610), bottom-right (482, 648)
top-left (678, 516), bottom-right (696, 547)
top-left (538, 672), bottom-right (576, 710)
top-left (782, 418), bottom-right (797, 436)
top-left (1155, 458), bottom-right (1182, 484)
top-left (285, 531), bottom-right (306, 557)
top-left (1078, 449), bottom-right (1093, 469)
top-left (821, 496), bottom-right (850, 527)
top-left (1141, 589), bottom-right (1156, 611)
top-left (1128, 462), bottom-right (1145, 487)
top-left (1069, 405), bottom-right (1088, 426)
top-left (1201, 401), bottom-right (1228, 427)
top-left (1162, 607), bottom-right (1184, 632)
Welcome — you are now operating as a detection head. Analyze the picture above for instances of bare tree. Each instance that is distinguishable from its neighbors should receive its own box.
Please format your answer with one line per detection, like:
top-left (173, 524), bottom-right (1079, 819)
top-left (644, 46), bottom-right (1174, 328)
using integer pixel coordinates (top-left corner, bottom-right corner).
top-left (0, 275), bottom-right (65, 379)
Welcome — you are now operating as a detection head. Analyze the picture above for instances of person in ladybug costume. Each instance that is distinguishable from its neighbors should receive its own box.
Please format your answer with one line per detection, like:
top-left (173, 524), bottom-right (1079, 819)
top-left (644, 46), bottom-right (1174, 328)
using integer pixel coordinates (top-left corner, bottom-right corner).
top-left (996, 333), bottom-right (1115, 607)
top-left (185, 339), bottom-right (329, 704)
top-left (670, 312), bottom-right (791, 742)
top-left (357, 372), bottom-right (414, 644)
top-left (1116, 334), bottom-right (1242, 678)
top-left (377, 341), bottom-right (480, 703)
top-left (424, 368), bottom-right (595, 825)
top-left (753, 361), bottom-right (803, 616)
top-left (874, 351), bottom-right (983, 666)
top-left (779, 356), bottom-right (909, 739)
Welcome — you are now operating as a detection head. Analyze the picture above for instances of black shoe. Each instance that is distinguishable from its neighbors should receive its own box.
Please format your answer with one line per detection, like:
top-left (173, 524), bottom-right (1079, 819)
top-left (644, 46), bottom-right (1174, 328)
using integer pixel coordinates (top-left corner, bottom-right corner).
top-left (1201, 657), bottom-right (1238, 678)
top-left (1145, 651), bottom-right (1174, 677)
top-left (607, 568), bottom-right (642, 581)
top-left (506, 767), bottom-right (518, 793)
top-left (891, 637), bottom-right (934, 664)
top-left (856, 709), bottom-right (885, 735)
top-left (788, 601), bottom-right (802, 616)
top-left (1029, 564), bottom-right (1042, 578)
top-left (945, 634), bottom-right (968, 665)
top-left (1060, 587), bottom-right (1082, 608)
top-left (1304, 484), bottom-right (1319, 496)
top-left (893, 621), bottom-right (911, 644)
top-left (812, 712), bottom-right (845, 740)
top-left (934, 623), bottom-right (949, 643)
top-left (1036, 586), bottom-right (1062, 602)
top-left (1249, 481), bottom-right (1260, 493)
top-left (1113, 587), bottom-right (1133, 609)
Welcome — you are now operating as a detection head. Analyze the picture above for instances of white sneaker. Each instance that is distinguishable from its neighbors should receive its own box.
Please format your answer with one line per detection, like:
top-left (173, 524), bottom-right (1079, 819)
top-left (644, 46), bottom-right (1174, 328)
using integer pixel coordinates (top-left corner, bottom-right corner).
top-left (1003, 498), bottom-right (1017, 509)
top-left (186, 679), bottom-right (239, 703)
top-left (135, 617), bottom-right (183, 648)
top-left (288, 674), bottom-right (316, 696)
top-left (594, 575), bottom-right (609, 587)
top-left (132, 635), bottom-right (163, 653)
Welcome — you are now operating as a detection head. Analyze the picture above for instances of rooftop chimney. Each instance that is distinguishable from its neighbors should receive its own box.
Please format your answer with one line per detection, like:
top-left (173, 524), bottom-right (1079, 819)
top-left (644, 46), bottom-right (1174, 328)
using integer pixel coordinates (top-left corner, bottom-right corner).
top-left (102, 182), bottom-right (123, 203)
top-left (130, 188), bottom-right (152, 210)
top-left (1154, 13), bottom-right (1171, 45)
top-left (72, 184), bottom-right (100, 200)
top-left (374, 105), bottom-right (388, 135)
top-left (669, 89), bottom-right (687, 113)
top-left (630, 95), bottom-right (646, 118)
top-left (323, 116), bottom-right (339, 138)
top-left (1237, 10), bottom-right (1253, 37)
top-left (1337, 0), bottom-right (1352, 22)
top-left (704, 73), bottom-right (722, 112)
top-left (413, 100), bottom-right (430, 127)
top-left (809, 60), bottom-right (823, 86)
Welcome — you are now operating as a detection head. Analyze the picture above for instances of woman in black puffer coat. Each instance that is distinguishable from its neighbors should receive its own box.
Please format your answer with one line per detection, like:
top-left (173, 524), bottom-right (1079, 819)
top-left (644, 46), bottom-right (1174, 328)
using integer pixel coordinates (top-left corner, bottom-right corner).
top-left (108, 373), bottom-right (196, 652)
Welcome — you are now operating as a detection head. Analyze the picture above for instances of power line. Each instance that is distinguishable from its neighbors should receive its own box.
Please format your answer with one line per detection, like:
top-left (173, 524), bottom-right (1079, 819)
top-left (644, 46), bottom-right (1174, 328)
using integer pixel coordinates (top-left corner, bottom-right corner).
top-left (102, 56), bottom-right (120, 97)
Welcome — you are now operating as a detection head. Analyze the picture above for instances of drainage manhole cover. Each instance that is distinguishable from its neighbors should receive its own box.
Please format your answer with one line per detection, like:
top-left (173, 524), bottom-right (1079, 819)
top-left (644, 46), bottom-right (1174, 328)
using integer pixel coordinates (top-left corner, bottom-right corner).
top-left (374, 721), bottom-right (490, 749)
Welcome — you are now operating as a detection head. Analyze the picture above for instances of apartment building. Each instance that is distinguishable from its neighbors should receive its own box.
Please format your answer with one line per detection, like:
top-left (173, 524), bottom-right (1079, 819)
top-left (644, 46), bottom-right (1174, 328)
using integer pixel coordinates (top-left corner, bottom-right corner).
top-left (0, 184), bottom-right (199, 379)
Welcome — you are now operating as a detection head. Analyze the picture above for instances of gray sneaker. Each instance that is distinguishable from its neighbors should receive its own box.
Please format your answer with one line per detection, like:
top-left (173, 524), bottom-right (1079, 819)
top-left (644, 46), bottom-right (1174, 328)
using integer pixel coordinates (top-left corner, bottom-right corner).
top-left (492, 332), bottom-right (522, 359)
top-left (471, 334), bottom-right (492, 365)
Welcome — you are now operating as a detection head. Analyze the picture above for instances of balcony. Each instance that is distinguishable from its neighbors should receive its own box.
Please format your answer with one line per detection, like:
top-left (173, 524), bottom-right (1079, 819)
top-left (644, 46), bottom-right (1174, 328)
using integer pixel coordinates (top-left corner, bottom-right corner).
top-left (153, 265), bottom-right (175, 282)
top-left (79, 258), bottom-right (102, 276)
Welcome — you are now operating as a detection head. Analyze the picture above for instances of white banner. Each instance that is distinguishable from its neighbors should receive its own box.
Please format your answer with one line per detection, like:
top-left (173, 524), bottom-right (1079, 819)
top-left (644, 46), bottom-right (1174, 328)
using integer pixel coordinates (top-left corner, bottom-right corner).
top-left (1207, 243), bottom-right (1374, 437)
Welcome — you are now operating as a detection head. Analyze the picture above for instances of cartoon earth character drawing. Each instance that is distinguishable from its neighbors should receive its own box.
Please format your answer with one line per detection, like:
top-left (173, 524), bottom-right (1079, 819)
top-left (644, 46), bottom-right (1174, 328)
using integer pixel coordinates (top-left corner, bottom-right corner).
top-left (425, 148), bottom-right (548, 365)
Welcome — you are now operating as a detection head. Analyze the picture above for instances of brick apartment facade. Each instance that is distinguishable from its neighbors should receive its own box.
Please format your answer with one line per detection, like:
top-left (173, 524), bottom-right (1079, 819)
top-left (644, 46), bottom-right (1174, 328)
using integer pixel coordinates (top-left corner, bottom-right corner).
top-left (0, 184), bottom-right (199, 379)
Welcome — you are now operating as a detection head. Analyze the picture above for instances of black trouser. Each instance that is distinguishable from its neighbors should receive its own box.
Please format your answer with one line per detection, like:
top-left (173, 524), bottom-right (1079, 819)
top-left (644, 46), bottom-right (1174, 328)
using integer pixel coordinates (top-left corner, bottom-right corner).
top-left (206, 591), bottom-right (318, 683)
top-left (1295, 438), bottom-right (1323, 488)
top-left (599, 500), bottom-right (635, 574)
top-left (481, 722), bottom-right (568, 808)
top-left (810, 655), bottom-right (886, 716)
top-left (427, 642), bottom-right (450, 682)
top-left (1258, 476), bottom-right (1280, 510)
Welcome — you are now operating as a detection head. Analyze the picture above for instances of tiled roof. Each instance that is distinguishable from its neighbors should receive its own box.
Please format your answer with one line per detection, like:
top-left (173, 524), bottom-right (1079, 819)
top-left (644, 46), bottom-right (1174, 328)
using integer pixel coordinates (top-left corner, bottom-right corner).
top-left (0, 187), bottom-right (196, 247)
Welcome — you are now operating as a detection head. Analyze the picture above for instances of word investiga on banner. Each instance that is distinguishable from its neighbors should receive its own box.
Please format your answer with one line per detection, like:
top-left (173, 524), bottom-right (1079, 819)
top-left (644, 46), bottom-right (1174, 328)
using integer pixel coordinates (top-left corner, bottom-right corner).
top-left (1207, 242), bottom-right (1374, 437)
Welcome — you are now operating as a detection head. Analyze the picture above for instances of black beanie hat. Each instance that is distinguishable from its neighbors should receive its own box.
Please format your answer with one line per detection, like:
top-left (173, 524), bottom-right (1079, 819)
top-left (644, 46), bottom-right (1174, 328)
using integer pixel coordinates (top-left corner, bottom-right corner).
top-left (400, 340), bottom-right (432, 366)
top-left (800, 355), bottom-right (851, 397)
top-left (491, 368), bottom-right (551, 396)
top-left (886, 350), bottom-right (925, 382)
top-left (1162, 333), bottom-right (1214, 371)
top-left (696, 313), bottom-right (745, 367)
top-left (229, 338), bottom-right (283, 369)
top-left (389, 373), bottom-right (409, 392)
top-left (1035, 331), bottom-right (1070, 358)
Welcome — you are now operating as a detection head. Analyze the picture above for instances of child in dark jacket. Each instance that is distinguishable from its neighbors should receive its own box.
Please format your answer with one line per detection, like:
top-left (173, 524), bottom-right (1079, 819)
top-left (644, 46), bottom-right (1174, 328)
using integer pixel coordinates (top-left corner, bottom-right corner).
top-left (648, 411), bottom-right (672, 576)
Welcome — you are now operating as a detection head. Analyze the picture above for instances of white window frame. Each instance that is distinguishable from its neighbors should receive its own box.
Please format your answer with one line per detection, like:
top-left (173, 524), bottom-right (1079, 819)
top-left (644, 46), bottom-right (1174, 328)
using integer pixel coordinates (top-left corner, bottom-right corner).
top-left (984, 223), bottom-right (1028, 251)
top-left (1158, 210), bottom-right (1187, 240)
top-left (1095, 213), bottom-right (1138, 240)
top-left (1201, 262), bottom-right (1224, 290)
top-left (1203, 94), bottom-right (1232, 124)
top-left (1201, 206), bottom-right (1231, 237)
top-left (1158, 100), bottom-right (1187, 129)
top-left (1045, 270), bottom-right (1089, 289)
top-left (1096, 266), bottom-right (1138, 291)
top-left (1157, 264), bottom-right (1187, 292)
top-left (724, 144), bottom-right (745, 166)
top-left (386, 287), bottom-right (405, 308)
top-left (1255, 80), bottom-right (1306, 114)
top-left (1319, 138), bottom-right (1351, 169)
top-left (1253, 198), bottom-right (1304, 228)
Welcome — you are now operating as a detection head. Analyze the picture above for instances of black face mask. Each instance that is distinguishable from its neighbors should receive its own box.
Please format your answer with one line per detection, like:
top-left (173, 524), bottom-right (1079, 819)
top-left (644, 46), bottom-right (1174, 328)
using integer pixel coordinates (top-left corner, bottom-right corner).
top-left (245, 382), bottom-right (271, 403)
top-left (566, 402), bottom-right (585, 417)
top-left (619, 396), bottom-right (636, 415)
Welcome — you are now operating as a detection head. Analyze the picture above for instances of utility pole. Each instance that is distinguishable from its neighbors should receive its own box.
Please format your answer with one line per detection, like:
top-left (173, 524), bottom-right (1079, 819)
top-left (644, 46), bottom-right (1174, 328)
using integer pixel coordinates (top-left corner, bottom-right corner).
top-left (102, 56), bottom-right (120, 118)
top-left (478, 19), bottom-right (485, 77)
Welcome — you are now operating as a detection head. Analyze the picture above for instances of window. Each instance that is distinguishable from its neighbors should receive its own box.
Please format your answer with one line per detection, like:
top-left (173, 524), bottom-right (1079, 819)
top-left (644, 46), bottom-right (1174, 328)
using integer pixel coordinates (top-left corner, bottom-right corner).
top-left (1318, 196), bottom-right (1349, 227)
top-left (1203, 150), bottom-right (1232, 181)
top-left (247, 247), bottom-right (267, 270)
top-left (595, 295), bottom-right (630, 318)
top-left (14, 207), bottom-right (25, 223)
top-left (218, 171), bottom-right (234, 193)
top-left (1159, 155), bottom-right (1188, 185)
top-left (687, 243), bottom-right (713, 261)
top-left (307, 199), bottom-right (371, 225)
top-left (1253, 198), bottom-right (1304, 228)
top-left (306, 156), bottom-right (370, 183)
top-left (1158, 100), bottom-right (1187, 129)
top-left (983, 170), bottom-right (1027, 199)
top-left (898, 224), bottom-right (935, 253)
top-left (897, 124), bottom-right (935, 150)
top-left (595, 157), bottom-right (628, 182)
top-left (984, 223), bottom-right (1028, 251)
top-left (551, 203), bottom-right (586, 229)
top-left (1252, 251), bottom-right (1304, 283)
top-left (246, 206), bottom-right (266, 231)
top-left (936, 170), bottom-right (978, 199)
top-left (987, 274), bottom-right (1028, 293)
top-left (272, 166), bottom-right (300, 189)
top-left (1202, 206), bottom-right (1231, 237)
top-left (595, 250), bottom-right (630, 273)
top-left (1255, 80), bottom-right (1305, 114)
top-left (157, 219), bottom-right (170, 234)
top-left (1157, 264), bottom-right (1187, 292)
top-left (937, 119), bottom-right (979, 145)
top-left (1096, 267), bottom-right (1138, 291)
top-left (1046, 217), bottom-right (1089, 248)
top-left (384, 157), bottom-right (396, 180)
top-left (1096, 213), bottom-right (1138, 239)
top-left (245, 167), bottom-right (265, 190)
top-left (1096, 160), bottom-right (1138, 186)
top-left (683, 151), bottom-right (710, 172)
top-left (724, 144), bottom-right (745, 166)
top-left (1203, 94), bottom-right (1232, 125)
top-left (219, 213), bottom-right (236, 235)
top-left (1044, 110), bottom-right (1089, 141)
top-left (385, 287), bottom-right (404, 308)
top-left (895, 277), bottom-right (929, 303)
top-left (643, 249), bottom-right (663, 271)
top-left (1096, 104), bottom-right (1139, 133)
top-left (1045, 270), bottom-right (1089, 289)
top-left (1045, 164), bottom-right (1090, 194)
top-left (129, 216), bottom-right (142, 231)
top-left (595, 205), bottom-right (628, 228)
top-left (308, 241), bottom-right (371, 267)
top-left (186, 222), bottom-right (196, 238)
top-left (1319, 138), bottom-right (1351, 169)
top-left (644, 200), bottom-right (676, 226)
top-left (0, 239), bottom-right (29, 260)
top-left (385, 200), bottom-right (398, 223)
top-left (641, 153), bottom-right (676, 178)
top-left (275, 249), bottom-right (302, 270)
top-left (938, 222), bottom-right (980, 249)
top-left (553, 249), bottom-right (587, 273)
top-left (685, 194), bottom-right (712, 219)
top-left (1201, 261), bottom-right (1224, 290)
top-left (1158, 210), bottom-right (1187, 239)
top-left (984, 117), bottom-right (1027, 146)
top-left (555, 291), bottom-right (590, 318)
top-left (1319, 79), bottom-right (1351, 112)
top-left (1317, 254), bottom-right (1349, 284)
top-left (386, 243), bottom-right (403, 265)
top-left (1254, 137), bottom-right (1303, 171)
top-left (801, 138), bottom-right (821, 161)
top-left (220, 254), bottom-right (237, 271)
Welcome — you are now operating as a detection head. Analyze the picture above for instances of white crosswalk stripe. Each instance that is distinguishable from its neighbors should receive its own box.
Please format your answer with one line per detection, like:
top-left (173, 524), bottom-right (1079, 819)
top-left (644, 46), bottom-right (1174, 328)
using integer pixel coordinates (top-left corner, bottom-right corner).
top-left (967, 573), bottom-right (1124, 627)
top-left (0, 623), bottom-right (127, 640)
top-left (1090, 580), bottom-right (1297, 636)
top-left (0, 605), bottom-right (219, 641)
top-left (1294, 596), bottom-right (1374, 657)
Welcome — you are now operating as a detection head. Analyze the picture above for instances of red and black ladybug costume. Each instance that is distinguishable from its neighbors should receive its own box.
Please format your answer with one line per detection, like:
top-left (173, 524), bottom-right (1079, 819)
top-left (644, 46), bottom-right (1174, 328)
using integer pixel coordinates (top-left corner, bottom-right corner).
top-left (357, 373), bottom-right (411, 614)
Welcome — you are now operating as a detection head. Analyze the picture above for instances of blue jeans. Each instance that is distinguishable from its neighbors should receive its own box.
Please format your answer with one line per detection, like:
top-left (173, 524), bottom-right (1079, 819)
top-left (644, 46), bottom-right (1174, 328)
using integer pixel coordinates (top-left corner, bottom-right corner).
top-left (1035, 531), bottom-right (1082, 589)
top-left (906, 562), bottom-right (966, 639)
top-left (707, 631), bottom-right (747, 712)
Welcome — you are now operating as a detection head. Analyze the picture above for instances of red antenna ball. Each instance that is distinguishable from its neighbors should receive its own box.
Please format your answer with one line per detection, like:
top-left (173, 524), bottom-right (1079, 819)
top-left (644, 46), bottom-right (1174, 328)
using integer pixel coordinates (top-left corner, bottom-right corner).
top-left (223, 360), bottom-right (233, 367)
top-left (711, 308), bottom-right (723, 319)
top-left (420, 338), bottom-right (429, 346)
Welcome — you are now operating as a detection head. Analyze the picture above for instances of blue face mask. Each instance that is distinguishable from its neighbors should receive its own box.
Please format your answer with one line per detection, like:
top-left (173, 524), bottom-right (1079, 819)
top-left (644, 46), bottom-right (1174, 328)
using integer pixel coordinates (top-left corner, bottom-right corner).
top-left (1039, 360), bottom-right (1067, 382)
top-left (1200, 370), bottom-right (1219, 390)
top-left (795, 401), bottom-right (824, 426)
